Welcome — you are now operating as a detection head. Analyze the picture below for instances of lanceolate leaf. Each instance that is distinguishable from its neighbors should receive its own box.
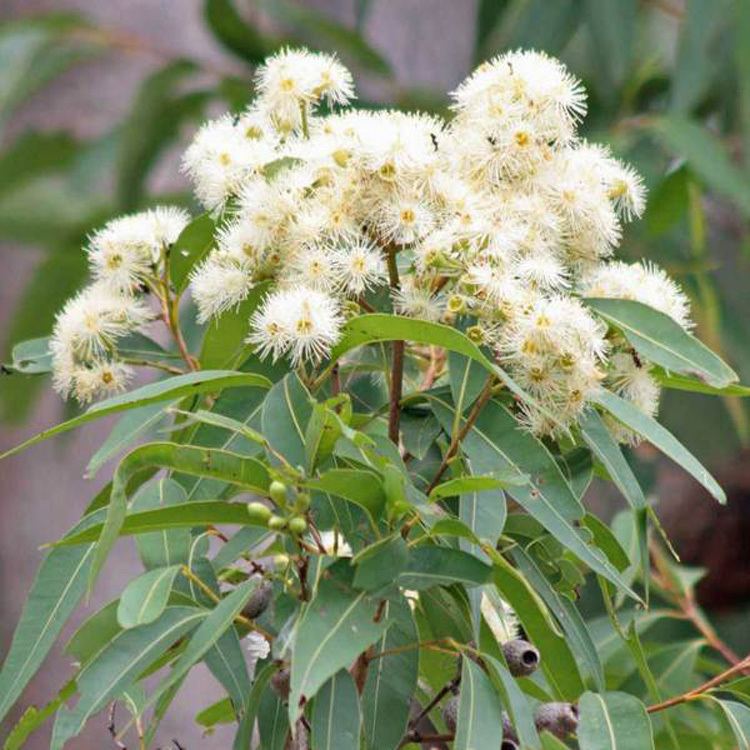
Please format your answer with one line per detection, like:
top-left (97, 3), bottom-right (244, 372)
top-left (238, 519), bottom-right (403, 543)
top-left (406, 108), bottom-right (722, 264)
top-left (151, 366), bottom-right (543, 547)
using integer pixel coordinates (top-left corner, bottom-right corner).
top-left (431, 396), bottom-right (637, 597)
top-left (311, 669), bottom-right (362, 750)
top-left (578, 691), bottom-right (655, 750)
top-left (306, 468), bottom-right (386, 523)
top-left (170, 213), bottom-right (215, 294)
top-left (585, 297), bottom-right (737, 388)
top-left (0, 509), bottom-right (103, 725)
top-left (491, 555), bottom-right (585, 700)
top-left (362, 597), bottom-right (418, 750)
top-left (261, 372), bottom-right (313, 468)
top-left (0, 370), bottom-right (271, 460)
top-left (714, 698), bottom-right (750, 749)
top-left (89, 442), bottom-right (270, 590)
top-left (56, 500), bottom-right (267, 546)
top-left (51, 607), bottom-right (206, 749)
top-left (579, 408), bottom-right (649, 591)
top-left (454, 658), bottom-right (504, 750)
top-left (397, 546), bottom-right (492, 590)
top-left (653, 368), bottom-right (750, 397)
top-left (117, 565), bottom-right (181, 629)
top-left (289, 563), bottom-right (389, 725)
top-left (591, 389), bottom-right (725, 503)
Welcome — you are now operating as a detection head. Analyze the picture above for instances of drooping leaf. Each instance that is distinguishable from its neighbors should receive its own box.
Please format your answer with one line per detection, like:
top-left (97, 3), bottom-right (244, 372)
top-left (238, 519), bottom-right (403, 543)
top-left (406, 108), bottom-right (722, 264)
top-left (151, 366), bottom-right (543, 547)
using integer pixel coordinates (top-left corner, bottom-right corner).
top-left (585, 297), bottom-right (737, 388)
top-left (578, 691), bottom-right (655, 750)
top-left (204, 0), bottom-right (273, 64)
top-left (715, 698), bottom-right (750, 749)
top-left (353, 534), bottom-right (409, 592)
top-left (289, 563), bottom-right (389, 724)
top-left (361, 597), bottom-right (418, 750)
top-left (397, 546), bottom-right (492, 590)
top-left (261, 372), bottom-right (313, 469)
top-left (0, 509), bottom-right (104, 725)
top-left (306, 468), bottom-right (386, 524)
top-left (1, 369), bottom-right (271, 459)
top-left (2, 681), bottom-right (76, 750)
top-left (591, 389), bottom-right (725, 503)
top-left (117, 565), bottom-right (181, 629)
top-left (50, 606), bottom-right (206, 749)
top-left (311, 669), bottom-right (362, 750)
top-left (170, 213), bottom-right (215, 294)
top-left (454, 658), bottom-right (504, 750)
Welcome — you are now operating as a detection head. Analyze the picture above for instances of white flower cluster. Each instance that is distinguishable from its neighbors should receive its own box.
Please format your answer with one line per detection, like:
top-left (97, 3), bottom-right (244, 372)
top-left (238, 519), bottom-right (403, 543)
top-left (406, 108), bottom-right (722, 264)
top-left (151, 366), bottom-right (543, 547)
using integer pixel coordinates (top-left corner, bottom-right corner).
top-left (185, 47), bottom-right (689, 439)
top-left (50, 207), bottom-right (189, 403)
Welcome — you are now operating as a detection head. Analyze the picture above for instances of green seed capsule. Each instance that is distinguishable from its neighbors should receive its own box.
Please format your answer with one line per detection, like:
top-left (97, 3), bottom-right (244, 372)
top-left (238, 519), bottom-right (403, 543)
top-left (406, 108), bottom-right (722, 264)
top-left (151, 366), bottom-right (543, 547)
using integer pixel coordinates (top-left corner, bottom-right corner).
top-left (247, 501), bottom-right (272, 523)
top-left (295, 492), bottom-right (311, 511)
top-left (288, 516), bottom-right (308, 535)
top-left (269, 480), bottom-right (288, 505)
top-left (273, 553), bottom-right (290, 569)
top-left (268, 515), bottom-right (288, 531)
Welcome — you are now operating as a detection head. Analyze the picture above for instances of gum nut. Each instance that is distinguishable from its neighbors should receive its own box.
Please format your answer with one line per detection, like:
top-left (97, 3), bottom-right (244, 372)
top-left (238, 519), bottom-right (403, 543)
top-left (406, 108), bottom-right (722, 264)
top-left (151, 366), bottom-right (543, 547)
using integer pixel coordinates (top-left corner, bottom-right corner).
top-left (271, 667), bottom-right (291, 699)
top-left (441, 694), bottom-right (459, 733)
top-left (288, 516), bottom-right (308, 534)
top-left (502, 639), bottom-right (541, 677)
top-left (273, 553), bottom-right (290, 568)
top-left (269, 480), bottom-right (288, 504)
top-left (268, 515), bottom-right (288, 531)
top-left (242, 581), bottom-right (272, 619)
top-left (534, 702), bottom-right (579, 739)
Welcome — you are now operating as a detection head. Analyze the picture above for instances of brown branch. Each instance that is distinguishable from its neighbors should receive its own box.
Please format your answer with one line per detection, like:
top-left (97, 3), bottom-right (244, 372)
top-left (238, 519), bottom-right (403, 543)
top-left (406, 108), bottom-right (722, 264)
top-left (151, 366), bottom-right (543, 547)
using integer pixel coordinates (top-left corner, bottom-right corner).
top-left (647, 655), bottom-right (750, 713)
top-left (399, 732), bottom-right (453, 747)
top-left (409, 674), bottom-right (461, 730)
top-left (425, 377), bottom-right (495, 494)
top-left (386, 244), bottom-right (404, 444)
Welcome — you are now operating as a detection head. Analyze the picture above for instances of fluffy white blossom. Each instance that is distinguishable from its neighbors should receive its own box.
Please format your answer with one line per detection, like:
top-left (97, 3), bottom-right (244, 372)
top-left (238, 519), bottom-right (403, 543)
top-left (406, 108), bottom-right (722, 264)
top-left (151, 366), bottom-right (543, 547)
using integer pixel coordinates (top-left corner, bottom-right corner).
top-left (247, 286), bottom-right (343, 365)
top-left (191, 252), bottom-right (254, 323)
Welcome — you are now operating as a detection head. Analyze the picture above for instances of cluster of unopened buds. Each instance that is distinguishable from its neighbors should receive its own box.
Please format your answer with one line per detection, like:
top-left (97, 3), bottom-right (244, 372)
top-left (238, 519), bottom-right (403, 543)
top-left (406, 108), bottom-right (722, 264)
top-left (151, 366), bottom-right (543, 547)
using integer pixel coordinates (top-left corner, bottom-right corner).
top-left (50, 46), bottom-right (692, 441)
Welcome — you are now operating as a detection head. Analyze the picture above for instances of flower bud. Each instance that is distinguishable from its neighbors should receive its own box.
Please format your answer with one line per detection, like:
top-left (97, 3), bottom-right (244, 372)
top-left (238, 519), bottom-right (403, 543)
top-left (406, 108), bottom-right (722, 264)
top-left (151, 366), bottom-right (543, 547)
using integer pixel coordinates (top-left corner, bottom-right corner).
top-left (534, 702), bottom-right (579, 739)
top-left (294, 492), bottom-right (311, 512)
top-left (273, 553), bottom-right (290, 569)
top-left (288, 516), bottom-right (308, 535)
top-left (271, 667), bottom-right (290, 700)
top-left (502, 639), bottom-right (540, 677)
top-left (268, 515), bottom-right (288, 531)
top-left (242, 581), bottom-right (272, 620)
top-left (247, 501), bottom-right (272, 524)
top-left (441, 694), bottom-right (459, 733)
top-left (269, 480), bottom-right (288, 505)
top-left (467, 325), bottom-right (485, 344)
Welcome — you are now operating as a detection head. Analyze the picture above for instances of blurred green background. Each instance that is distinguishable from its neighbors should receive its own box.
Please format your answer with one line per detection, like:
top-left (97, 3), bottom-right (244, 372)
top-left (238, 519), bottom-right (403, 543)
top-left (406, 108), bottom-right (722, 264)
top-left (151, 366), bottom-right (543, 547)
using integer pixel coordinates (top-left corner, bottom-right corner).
top-left (0, 1), bottom-right (749, 746)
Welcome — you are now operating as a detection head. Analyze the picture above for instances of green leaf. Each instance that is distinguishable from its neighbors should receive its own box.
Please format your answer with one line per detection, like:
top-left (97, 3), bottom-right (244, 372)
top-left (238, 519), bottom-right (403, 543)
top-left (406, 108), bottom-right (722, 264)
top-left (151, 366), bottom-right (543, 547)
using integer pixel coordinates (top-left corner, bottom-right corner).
top-left (429, 473), bottom-right (524, 500)
top-left (85, 402), bottom-right (169, 478)
top-left (258, 688), bottom-right (288, 750)
top-left (362, 597), bottom-right (418, 750)
top-left (591, 389), bottom-right (725, 503)
top-left (454, 658), bottom-right (504, 750)
top-left (483, 655), bottom-right (541, 749)
top-left (492, 555), bottom-right (584, 700)
top-left (648, 116), bottom-right (750, 218)
top-left (142, 581), bottom-right (257, 716)
top-left (652, 368), bottom-right (750, 397)
top-left (311, 669), bottom-right (362, 750)
top-left (117, 61), bottom-right (206, 210)
top-left (261, 372), bottom-right (313, 469)
top-left (117, 565), bottom-right (181, 629)
top-left (89, 442), bottom-right (270, 590)
top-left (50, 606), bottom-right (205, 749)
top-left (330, 314), bottom-right (559, 429)
top-left (2, 681), bottom-right (76, 750)
top-left (578, 691), bottom-right (655, 750)
top-left (57, 500), bottom-right (267, 547)
top-left (196, 697), bottom-right (235, 728)
top-left (1, 369), bottom-right (271, 460)
top-left (171, 213), bottom-right (215, 294)
top-left (431, 396), bottom-right (636, 597)
top-left (715, 698), bottom-right (750, 748)
top-left (233, 662), bottom-right (278, 750)
top-left (205, 627), bottom-right (252, 712)
top-left (0, 508), bottom-right (103, 725)
top-left (4, 335), bottom-right (52, 374)
top-left (200, 281), bottom-right (270, 369)
top-left (584, 0), bottom-right (637, 91)
top-left (579, 409), bottom-right (649, 591)
top-left (204, 0), bottom-right (272, 64)
top-left (259, 0), bottom-right (392, 76)
top-left (513, 547), bottom-right (605, 691)
top-left (353, 535), bottom-right (409, 591)
top-left (289, 563), bottom-right (389, 724)
top-left (585, 297), bottom-right (737, 388)
top-left (306, 468), bottom-right (386, 524)
top-left (400, 409), bottom-right (441, 461)
top-left (398, 546), bottom-right (491, 590)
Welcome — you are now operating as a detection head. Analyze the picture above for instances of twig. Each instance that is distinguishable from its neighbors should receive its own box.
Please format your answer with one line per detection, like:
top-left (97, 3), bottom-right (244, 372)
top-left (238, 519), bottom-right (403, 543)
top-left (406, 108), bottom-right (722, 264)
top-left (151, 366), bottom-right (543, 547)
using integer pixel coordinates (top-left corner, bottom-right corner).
top-left (651, 543), bottom-right (748, 671)
top-left (425, 377), bottom-right (495, 493)
top-left (399, 731), bottom-right (453, 747)
top-left (107, 702), bottom-right (127, 749)
top-left (384, 244), bottom-right (404, 444)
top-left (409, 674), bottom-right (461, 729)
top-left (647, 655), bottom-right (750, 713)
top-left (121, 358), bottom-right (186, 376)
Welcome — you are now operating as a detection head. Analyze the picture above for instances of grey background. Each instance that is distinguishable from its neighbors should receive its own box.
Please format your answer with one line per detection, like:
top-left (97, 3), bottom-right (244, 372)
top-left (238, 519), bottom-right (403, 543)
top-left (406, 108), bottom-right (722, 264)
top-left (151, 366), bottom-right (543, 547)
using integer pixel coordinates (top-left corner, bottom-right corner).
top-left (0, 1), bottom-right (477, 747)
